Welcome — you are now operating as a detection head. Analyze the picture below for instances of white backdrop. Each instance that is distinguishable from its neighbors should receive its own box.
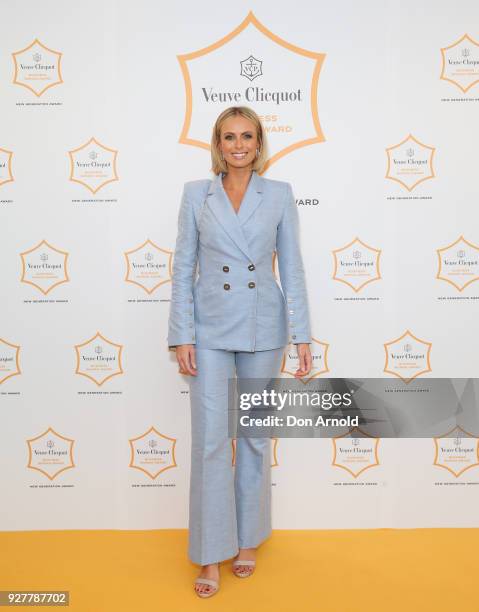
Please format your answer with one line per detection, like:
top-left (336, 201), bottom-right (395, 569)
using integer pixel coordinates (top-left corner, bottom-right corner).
top-left (1, 0), bottom-right (479, 531)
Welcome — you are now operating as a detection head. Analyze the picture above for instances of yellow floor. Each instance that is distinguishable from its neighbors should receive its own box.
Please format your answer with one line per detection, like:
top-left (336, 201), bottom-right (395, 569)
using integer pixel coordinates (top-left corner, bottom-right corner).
top-left (1, 528), bottom-right (476, 611)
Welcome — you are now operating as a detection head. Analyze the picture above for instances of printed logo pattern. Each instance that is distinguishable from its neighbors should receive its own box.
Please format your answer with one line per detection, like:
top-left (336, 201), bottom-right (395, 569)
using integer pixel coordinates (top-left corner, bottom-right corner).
top-left (385, 134), bottom-right (435, 191)
top-left (27, 427), bottom-right (75, 480)
top-left (124, 240), bottom-right (173, 294)
top-left (74, 331), bottom-right (123, 386)
top-left (332, 237), bottom-right (382, 292)
top-left (12, 39), bottom-right (63, 97)
top-left (384, 330), bottom-right (432, 383)
top-left (434, 426), bottom-right (479, 477)
top-left (0, 147), bottom-right (14, 187)
top-left (20, 240), bottom-right (69, 295)
top-left (177, 10), bottom-right (326, 170)
top-left (0, 338), bottom-right (21, 385)
top-left (129, 426), bottom-right (177, 479)
top-left (440, 34), bottom-right (479, 93)
top-left (332, 428), bottom-right (380, 478)
top-left (68, 137), bottom-right (118, 194)
top-left (436, 235), bottom-right (479, 291)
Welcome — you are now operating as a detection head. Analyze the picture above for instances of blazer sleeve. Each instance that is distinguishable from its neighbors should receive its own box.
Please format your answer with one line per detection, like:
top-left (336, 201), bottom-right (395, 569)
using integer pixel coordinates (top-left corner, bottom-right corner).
top-left (167, 184), bottom-right (198, 349)
top-left (276, 182), bottom-right (312, 344)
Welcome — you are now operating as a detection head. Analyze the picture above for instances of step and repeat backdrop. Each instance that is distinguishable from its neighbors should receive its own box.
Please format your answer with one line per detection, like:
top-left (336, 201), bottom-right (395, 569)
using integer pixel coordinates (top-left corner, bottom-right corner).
top-left (1, 0), bottom-right (479, 531)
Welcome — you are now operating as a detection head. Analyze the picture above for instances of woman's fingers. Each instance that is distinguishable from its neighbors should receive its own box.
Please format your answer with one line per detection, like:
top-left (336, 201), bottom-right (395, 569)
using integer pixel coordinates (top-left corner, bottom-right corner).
top-left (187, 347), bottom-right (197, 376)
top-left (190, 347), bottom-right (197, 372)
top-left (305, 349), bottom-right (312, 374)
top-left (295, 356), bottom-right (306, 377)
top-left (177, 346), bottom-right (197, 376)
top-left (295, 344), bottom-right (312, 377)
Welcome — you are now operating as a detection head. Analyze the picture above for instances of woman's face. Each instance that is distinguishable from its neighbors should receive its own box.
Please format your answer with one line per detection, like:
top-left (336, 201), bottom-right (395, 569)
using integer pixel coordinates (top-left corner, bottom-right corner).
top-left (218, 115), bottom-right (259, 171)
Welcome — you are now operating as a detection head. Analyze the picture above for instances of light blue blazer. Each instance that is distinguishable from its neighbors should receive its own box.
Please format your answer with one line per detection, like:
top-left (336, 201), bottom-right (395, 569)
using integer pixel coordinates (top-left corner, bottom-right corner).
top-left (167, 169), bottom-right (312, 351)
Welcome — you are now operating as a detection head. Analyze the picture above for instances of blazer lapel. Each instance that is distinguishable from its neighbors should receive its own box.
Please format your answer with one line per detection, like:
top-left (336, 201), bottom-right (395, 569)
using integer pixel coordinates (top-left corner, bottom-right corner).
top-left (237, 170), bottom-right (264, 227)
top-left (206, 170), bottom-right (264, 261)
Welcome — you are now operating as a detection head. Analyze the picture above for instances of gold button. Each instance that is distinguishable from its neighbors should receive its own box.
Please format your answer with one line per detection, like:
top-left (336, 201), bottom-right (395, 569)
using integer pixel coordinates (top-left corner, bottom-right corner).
top-left (224, 283), bottom-right (231, 290)
top-left (223, 265), bottom-right (229, 272)
top-left (248, 281), bottom-right (255, 289)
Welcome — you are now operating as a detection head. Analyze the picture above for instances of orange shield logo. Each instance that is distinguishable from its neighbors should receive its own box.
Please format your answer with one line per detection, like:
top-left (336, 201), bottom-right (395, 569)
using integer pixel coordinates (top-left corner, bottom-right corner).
top-left (178, 11), bottom-right (326, 171)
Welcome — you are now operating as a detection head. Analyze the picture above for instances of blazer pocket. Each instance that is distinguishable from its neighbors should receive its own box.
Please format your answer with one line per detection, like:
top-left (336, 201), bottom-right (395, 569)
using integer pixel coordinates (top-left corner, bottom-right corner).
top-left (257, 283), bottom-right (286, 319)
top-left (195, 284), bottom-right (224, 321)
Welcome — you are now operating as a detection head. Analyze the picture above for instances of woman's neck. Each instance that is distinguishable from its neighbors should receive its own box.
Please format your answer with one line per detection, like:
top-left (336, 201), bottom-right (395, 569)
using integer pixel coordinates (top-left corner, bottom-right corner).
top-left (222, 166), bottom-right (253, 191)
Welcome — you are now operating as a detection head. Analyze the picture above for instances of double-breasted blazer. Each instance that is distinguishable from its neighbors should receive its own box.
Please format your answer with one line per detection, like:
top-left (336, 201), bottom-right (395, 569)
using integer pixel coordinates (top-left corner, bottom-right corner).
top-left (167, 169), bottom-right (312, 352)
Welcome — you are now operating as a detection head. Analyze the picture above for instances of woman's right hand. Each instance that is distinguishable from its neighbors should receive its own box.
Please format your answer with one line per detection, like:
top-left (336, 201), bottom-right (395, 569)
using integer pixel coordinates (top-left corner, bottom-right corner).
top-left (175, 344), bottom-right (197, 376)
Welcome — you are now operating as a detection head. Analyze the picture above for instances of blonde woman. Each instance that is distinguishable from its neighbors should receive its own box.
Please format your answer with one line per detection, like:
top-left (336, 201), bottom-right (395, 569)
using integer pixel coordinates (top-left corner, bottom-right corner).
top-left (168, 106), bottom-right (312, 598)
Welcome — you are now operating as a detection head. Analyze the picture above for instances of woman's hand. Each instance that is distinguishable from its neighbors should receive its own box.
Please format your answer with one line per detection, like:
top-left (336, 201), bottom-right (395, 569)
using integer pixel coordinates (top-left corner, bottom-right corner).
top-left (175, 344), bottom-right (197, 376)
top-left (294, 343), bottom-right (312, 378)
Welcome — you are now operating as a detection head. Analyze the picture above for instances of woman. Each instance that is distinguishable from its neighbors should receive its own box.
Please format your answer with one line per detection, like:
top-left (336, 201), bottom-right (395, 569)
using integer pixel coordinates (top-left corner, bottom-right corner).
top-left (168, 106), bottom-right (312, 598)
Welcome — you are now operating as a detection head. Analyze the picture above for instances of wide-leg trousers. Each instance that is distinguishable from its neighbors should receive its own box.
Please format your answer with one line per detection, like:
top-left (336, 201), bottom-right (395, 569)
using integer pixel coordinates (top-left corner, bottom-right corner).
top-left (187, 346), bottom-right (285, 566)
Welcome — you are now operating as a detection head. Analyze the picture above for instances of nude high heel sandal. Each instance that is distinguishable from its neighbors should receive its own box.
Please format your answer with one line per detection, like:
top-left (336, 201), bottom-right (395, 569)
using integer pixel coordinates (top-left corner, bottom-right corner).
top-left (232, 559), bottom-right (256, 578)
top-left (194, 577), bottom-right (220, 598)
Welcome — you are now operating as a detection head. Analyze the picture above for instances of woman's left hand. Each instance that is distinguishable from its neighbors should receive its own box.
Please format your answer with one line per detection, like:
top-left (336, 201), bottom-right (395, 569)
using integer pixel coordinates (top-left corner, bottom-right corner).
top-left (294, 343), bottom-right (312, 378)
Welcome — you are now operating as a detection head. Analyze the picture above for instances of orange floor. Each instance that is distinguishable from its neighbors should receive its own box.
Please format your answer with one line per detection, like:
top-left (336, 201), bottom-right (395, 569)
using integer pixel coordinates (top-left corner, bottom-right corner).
top-left (1, 528), bottom-right (476, 611)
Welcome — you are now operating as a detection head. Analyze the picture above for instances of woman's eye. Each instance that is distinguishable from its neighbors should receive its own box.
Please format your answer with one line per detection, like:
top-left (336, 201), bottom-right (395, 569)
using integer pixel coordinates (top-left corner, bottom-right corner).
top-left (244, 134), bottom-right (253, 139)
top-left (224, 135), bottom-right (232, 140)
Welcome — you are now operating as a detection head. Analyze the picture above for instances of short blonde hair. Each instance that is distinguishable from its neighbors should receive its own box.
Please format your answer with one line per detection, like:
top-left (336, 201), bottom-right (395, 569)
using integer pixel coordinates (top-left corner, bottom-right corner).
top-left (210, 106), bottom-right (268, 175)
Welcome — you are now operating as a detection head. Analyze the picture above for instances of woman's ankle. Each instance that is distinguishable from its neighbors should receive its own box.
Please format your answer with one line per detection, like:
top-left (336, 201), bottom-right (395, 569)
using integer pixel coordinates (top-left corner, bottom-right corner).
top-left (200, 562), bottom-right (219, 571)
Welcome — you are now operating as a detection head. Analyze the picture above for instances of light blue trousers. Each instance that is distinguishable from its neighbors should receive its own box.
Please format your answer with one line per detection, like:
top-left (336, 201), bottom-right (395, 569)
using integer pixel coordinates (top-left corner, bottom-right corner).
top-left (187, 346), bottom-right (285, 566)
